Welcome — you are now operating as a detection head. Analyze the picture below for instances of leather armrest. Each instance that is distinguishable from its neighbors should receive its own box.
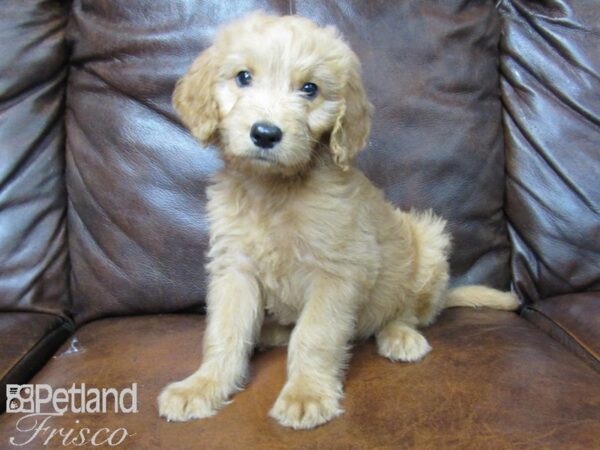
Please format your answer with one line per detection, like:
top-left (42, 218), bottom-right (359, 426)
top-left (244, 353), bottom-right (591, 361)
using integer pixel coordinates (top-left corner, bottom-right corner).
top-left (522, 292), bottom-right (600, 371)
top-left (0, 312), bottom-right (73, 412)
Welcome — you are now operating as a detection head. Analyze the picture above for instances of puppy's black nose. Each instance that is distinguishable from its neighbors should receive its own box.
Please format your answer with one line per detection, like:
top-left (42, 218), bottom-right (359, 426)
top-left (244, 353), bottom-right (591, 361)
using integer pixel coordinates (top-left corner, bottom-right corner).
top-left (250, 122), bottom-right (283, 149)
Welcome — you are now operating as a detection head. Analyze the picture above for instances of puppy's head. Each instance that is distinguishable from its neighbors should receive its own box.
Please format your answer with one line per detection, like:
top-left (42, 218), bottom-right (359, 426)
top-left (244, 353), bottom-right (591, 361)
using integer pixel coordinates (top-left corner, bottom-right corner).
top-left (174, 12), bottom-right (372, 176)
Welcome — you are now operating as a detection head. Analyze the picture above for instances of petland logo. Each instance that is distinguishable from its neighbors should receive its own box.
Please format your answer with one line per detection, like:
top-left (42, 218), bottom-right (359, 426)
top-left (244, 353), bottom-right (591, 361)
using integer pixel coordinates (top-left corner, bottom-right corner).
top-left (6, 383), bottom-right (137, 447)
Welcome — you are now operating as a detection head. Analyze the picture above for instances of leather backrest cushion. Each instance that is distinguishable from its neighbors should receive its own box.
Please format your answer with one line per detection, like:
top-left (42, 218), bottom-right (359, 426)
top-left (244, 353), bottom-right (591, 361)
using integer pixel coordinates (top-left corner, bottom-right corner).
top-left (66, 0), bottom-right (511, 324)
top-left (499, 0), bottom-right (600, 302)
top-left (0, 0), bottom-right (70, 317)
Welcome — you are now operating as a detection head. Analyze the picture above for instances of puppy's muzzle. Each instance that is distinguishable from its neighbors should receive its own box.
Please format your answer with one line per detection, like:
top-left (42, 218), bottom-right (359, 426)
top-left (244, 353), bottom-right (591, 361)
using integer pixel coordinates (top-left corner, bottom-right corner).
top-left (251, 122), bottom-right (283, 149)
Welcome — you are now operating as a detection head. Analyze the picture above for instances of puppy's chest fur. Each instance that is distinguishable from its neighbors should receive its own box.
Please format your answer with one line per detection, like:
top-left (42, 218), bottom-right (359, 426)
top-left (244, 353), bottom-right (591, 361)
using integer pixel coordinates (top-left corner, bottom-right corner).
top-left (206, 171), bottom-right (378, 323)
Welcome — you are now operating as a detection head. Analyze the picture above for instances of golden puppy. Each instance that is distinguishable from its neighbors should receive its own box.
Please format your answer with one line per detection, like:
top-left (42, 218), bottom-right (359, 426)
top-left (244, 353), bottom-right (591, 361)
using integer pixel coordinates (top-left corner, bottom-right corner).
top-left (158, 12), bottom-right (518, 429)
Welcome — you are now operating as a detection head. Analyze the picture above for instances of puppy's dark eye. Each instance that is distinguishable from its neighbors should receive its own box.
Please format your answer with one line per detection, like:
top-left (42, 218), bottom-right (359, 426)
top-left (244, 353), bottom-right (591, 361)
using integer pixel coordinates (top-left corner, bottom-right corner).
top-left (236, 70), bottom-right (252, 87)
top-left (300, 82), bottom-right (318, 98)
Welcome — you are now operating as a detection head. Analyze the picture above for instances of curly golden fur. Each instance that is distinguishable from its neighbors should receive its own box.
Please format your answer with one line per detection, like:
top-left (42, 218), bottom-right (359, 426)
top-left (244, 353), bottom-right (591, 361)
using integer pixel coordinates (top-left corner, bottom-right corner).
top-left (158, 12), bottom-right (518, 429)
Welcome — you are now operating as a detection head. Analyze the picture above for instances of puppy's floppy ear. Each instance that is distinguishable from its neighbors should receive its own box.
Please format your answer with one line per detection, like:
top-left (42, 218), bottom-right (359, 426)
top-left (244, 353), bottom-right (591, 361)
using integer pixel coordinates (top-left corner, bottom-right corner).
top-left (173, 48), bottom-right (219, 145)
top-left (330, 53), bottom-right (372, 171)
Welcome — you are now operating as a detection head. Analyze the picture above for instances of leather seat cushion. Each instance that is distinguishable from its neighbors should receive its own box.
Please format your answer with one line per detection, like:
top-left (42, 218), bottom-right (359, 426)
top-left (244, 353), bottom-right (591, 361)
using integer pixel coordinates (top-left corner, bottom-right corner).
top-left (0, 310), bottom-right (598, 448)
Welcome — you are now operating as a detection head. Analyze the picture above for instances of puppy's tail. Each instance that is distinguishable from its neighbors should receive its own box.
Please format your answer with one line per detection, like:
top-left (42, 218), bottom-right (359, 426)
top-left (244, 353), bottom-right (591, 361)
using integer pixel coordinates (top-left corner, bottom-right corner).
top-left (445, 285), bottom-right (519, 311)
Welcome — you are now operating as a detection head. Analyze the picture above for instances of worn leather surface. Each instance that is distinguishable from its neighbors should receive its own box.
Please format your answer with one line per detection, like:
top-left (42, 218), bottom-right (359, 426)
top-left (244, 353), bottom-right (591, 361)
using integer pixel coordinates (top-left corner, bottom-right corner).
top-left (0, 311), bottom-right (598, 449)
top-left (0, 312), bottom-right (73, 413)
top-left (523, 292), bottom-right (600, 371)
top-left (499, 0), bottom-right (600, 302)
top-left (66, 0), bottom-right (511, 325)
top-left (0, 0), bottom-right (70, 316)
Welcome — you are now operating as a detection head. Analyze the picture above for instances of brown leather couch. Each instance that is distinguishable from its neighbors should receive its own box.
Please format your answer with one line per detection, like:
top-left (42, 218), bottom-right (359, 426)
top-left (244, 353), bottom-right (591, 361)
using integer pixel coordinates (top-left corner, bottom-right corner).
top-left (1, 1), bottom-right (599, 448)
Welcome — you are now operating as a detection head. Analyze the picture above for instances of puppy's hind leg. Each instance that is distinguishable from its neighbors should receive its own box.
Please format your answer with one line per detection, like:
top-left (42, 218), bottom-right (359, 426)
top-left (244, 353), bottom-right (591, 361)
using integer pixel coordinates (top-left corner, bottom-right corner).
top-left (376, 319), bottom-right (431, 362)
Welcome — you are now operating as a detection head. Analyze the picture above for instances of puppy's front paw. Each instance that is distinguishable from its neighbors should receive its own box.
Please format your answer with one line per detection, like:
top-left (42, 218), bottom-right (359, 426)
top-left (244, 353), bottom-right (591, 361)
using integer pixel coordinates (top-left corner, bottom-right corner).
top-left (158, 377), bottom-right (225, 422)
top-left (269, 381), bottom-right (343, 429)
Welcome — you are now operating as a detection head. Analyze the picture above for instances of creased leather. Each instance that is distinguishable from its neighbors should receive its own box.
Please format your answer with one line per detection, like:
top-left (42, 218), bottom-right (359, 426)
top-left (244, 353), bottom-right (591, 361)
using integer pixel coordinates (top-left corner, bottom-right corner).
top-left (499, 0), bottom-right (600, 302)
top-left (0, 0), bottom-right (70, 317)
